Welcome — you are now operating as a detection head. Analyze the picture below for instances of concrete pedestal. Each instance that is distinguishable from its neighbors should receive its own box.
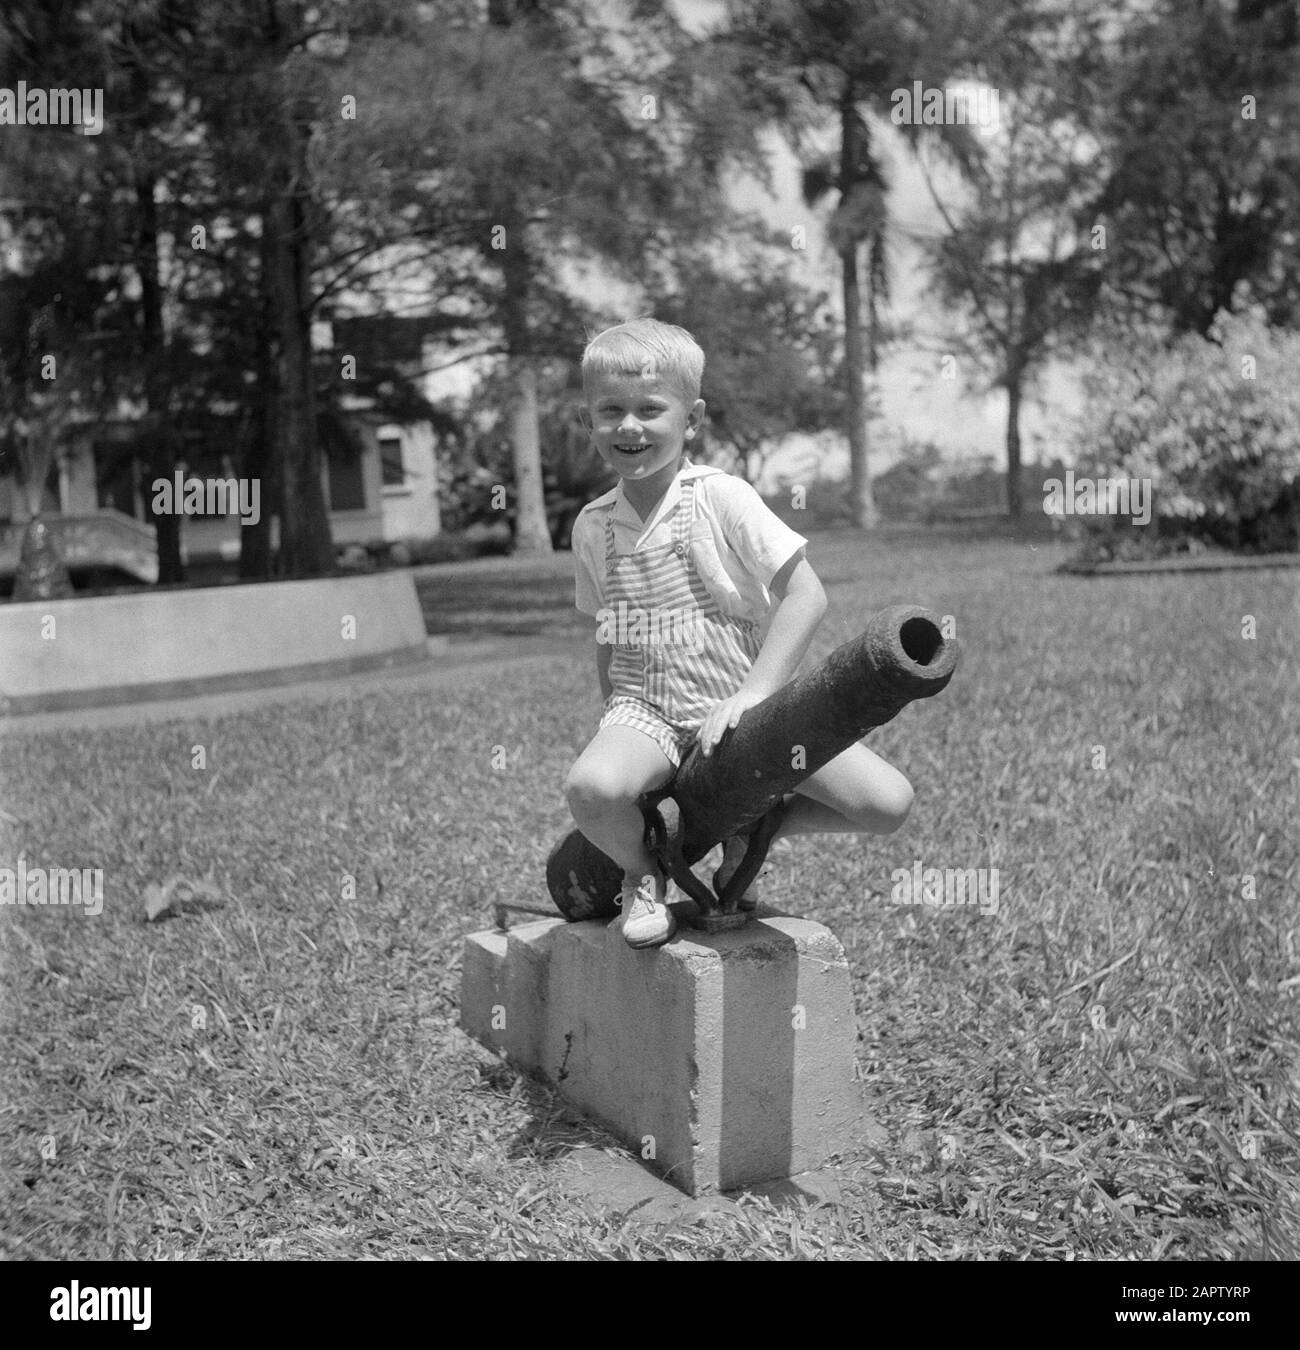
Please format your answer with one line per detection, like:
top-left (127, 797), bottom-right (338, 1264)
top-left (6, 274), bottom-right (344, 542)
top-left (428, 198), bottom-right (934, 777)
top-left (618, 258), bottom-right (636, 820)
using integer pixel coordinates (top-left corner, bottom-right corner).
top-left (460, 905), bottom-right (874, 1196)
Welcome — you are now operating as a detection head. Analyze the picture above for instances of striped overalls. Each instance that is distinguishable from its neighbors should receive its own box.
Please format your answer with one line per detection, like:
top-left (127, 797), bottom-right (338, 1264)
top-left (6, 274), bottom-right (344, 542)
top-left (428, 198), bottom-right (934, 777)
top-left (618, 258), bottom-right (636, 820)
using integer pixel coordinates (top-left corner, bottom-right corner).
top-left (599, 478), bottom-right (763, 766)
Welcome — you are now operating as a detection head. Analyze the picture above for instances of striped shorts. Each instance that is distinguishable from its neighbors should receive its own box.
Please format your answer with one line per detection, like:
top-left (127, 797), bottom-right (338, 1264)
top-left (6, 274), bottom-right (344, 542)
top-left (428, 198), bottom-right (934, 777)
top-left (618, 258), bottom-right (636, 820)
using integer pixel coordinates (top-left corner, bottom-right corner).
top-left (599, 694), bottom-right (699, 768)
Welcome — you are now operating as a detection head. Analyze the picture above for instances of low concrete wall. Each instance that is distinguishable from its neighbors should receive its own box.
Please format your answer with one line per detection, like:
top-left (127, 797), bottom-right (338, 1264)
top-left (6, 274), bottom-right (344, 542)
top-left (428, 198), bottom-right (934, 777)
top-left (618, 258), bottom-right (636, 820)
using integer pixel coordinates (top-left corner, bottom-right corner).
top-left (461, 907), bottom-right (875, 1196)
top-left (0, 571), bottom-right (429, 714)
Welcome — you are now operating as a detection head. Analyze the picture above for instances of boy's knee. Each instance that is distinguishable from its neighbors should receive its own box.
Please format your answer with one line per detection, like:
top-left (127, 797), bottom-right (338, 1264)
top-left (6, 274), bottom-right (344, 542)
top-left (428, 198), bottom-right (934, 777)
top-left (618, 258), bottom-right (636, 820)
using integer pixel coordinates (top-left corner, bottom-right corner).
top-left (562, 765), bottom-right (593, 809)
top-left (563, 764), bottom-right (621, 815)
top-left (871, 771), bottom-right (913, 832)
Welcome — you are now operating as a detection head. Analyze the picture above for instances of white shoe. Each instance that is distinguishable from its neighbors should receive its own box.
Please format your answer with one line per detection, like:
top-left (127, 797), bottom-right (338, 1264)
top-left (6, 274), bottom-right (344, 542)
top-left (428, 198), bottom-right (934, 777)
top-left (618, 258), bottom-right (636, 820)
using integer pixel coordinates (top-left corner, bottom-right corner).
top-left (618, 873), bottom-right (675, 948)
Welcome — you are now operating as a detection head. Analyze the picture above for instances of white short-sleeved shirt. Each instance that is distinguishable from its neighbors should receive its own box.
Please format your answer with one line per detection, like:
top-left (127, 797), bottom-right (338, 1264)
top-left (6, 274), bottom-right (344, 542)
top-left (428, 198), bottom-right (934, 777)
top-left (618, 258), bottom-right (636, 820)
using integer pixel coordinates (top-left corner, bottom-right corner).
top-left (572, 460), bottom-right (809, 627)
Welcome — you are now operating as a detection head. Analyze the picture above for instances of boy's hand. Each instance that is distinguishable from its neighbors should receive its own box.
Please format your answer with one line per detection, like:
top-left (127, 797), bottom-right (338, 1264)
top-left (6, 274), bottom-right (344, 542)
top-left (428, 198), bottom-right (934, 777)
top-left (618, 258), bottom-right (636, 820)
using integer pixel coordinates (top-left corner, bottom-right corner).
top-left (698, 690), bottom-right (766, 758)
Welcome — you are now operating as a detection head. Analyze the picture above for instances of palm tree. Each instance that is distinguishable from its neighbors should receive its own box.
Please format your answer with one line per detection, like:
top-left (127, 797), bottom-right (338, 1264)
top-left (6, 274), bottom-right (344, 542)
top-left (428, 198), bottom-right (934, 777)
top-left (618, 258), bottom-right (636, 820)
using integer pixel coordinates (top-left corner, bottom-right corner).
top-left (801, 123), bottom-right (891, 525)
top-left (718, 0), bottom-right (1019, 527)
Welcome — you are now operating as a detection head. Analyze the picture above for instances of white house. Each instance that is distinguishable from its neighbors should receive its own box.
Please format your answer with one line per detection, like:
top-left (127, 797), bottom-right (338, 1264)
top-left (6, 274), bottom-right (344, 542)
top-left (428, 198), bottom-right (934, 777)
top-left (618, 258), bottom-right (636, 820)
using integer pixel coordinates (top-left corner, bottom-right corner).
top-left (0, 376), bottom-right (444, 585)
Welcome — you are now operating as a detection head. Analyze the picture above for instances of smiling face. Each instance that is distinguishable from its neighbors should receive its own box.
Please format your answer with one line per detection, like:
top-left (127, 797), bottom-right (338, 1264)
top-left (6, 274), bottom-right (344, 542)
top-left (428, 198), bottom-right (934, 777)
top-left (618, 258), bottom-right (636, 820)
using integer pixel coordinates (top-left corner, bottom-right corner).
top-left (583, 370), bottom-right (705, 500)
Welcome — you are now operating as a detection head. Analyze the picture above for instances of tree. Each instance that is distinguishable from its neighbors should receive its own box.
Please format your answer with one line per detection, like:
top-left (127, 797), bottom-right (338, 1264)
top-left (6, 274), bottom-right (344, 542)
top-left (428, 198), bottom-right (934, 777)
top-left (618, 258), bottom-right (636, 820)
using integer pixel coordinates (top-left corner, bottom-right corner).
top-left (444, 356), bottom-right (616, 549)
top-left (1088, 0), bottom-right (1300, 336)
top-left (712, 0), bottom-right (1031, 527)
top-left (178, 0), bottom-right (479, 577)
top-left (649, 245), bottom-right (844, 483)
top-left (918, 77), bottom-right (1104, 516)
top-left (114, 0), bottom-right (206, 584)
top-left (347, 0), bottom-right (756, 555)
top-left (0, 0), bottom-right (242, 584)
top-left (190, 0), bottom-right (337, 577)
top-left (0, 0), bottom-right (131, 594)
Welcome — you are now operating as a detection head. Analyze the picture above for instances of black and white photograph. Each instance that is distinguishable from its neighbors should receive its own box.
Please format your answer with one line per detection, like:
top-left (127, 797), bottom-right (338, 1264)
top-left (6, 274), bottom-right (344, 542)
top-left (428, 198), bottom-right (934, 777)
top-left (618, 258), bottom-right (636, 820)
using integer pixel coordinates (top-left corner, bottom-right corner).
top-left (0, 0), bottom-right (1296, 1298)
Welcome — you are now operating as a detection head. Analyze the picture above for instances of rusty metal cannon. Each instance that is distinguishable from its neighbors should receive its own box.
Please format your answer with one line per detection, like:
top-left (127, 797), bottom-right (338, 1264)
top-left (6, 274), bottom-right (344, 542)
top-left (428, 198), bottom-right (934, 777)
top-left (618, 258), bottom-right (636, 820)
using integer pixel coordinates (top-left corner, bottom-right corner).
top-left (546, 604), bottom-right (961, 930)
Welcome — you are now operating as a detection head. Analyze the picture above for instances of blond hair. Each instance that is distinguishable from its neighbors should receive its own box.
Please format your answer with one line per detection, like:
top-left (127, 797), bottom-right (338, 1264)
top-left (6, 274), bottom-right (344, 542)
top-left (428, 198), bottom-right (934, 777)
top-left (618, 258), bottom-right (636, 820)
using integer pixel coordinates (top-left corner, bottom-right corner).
top-left (581, 317), bottom-right (704, 402)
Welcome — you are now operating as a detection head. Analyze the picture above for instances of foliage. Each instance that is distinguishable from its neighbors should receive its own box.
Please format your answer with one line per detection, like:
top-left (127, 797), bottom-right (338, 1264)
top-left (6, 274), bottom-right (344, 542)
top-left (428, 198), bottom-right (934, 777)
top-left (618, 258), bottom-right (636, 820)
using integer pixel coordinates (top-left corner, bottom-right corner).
top-left (438, 361), bottom-right (615, 550)
top-left (870, 441), bottom-right (947, 520)
top-left (401, 528), bottom-right (511, 566)
top-left (916, 16), bottom-right (1111, 517)
top-left (337, 0), bottom-right (748, 554)
top-left (770, 443), bottom-right (1071, 526)
top-left (649, 243), bottom-right (844, 482)
top-left (765, 475), bottom-right (858, 531)
top-left (1087, 0), bottom-right (1300, 335)
top-left (1068, 312), bottom-right (1300, 558)
top-left (714, 0), bottom-right (1041, 527)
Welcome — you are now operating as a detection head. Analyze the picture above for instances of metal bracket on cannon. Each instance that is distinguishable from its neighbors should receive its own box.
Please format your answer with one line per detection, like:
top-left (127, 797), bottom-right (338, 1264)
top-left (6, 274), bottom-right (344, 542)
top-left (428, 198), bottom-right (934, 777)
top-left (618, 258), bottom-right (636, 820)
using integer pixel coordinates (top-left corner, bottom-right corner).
top-left (638, 778), bottom-right (787, 932)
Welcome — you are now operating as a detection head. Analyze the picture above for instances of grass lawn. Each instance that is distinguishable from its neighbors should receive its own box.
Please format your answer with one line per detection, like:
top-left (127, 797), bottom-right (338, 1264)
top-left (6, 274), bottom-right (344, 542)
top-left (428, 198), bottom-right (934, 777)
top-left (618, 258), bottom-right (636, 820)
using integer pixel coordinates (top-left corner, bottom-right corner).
top-left (2, 530), bottom-right (1297, 1259)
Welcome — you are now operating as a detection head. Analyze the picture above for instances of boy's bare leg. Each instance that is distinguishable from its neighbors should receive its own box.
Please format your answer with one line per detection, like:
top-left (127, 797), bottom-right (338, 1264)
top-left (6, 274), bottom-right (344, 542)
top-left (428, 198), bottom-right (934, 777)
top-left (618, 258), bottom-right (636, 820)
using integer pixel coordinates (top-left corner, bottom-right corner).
top-left (715, 743), bottom-right (911, 906)
top-left (775, 742), bottom-right (914, 838)
top-left (563, 725), bottom-right (676, 878)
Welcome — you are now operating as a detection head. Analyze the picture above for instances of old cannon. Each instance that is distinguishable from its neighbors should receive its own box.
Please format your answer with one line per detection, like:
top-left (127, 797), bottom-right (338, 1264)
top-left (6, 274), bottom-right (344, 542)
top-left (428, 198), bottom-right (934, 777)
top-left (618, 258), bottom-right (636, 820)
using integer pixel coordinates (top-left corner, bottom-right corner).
top-left (547, 604), bottom-right (961, 930)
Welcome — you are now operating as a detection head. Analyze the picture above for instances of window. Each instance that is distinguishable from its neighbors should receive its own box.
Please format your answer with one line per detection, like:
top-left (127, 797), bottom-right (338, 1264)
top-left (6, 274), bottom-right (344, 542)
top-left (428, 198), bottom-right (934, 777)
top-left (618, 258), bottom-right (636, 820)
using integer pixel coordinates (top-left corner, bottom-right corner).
top-left (96, 442), bottom-right (138, 518)
top-left (379, 435), bottom-right (405, 488)
top-left (325, 438), bottom-right (366, 511)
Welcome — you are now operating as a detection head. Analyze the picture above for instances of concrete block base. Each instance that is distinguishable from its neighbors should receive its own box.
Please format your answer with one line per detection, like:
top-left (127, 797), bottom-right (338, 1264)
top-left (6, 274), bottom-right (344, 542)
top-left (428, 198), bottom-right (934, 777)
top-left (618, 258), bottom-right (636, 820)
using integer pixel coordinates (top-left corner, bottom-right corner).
top-left (459, 903), bottom-right (876, 1196)
top-left (686, 909), bottom-right (752, 933)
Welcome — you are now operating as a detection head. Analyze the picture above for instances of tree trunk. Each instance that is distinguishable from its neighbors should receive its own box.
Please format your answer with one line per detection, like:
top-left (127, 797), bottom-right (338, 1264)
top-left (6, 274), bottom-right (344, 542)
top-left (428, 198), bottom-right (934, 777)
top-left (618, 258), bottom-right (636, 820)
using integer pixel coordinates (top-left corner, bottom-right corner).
top-left (840, 84), bottom-right (878, 530)
top-left (120, 13), bottom-right (184, 585)
top-left (487, 0), bottom-right (552, 556)
top-left (240, 230), bottom-right (278, 579)
top-left (497, 207), bottom-right (553, 556)
top-left (140, 420), bottom-right (184, 582)
top-left (134, 201), bottom-right (177, 579)
top-left (133, 155), bottom-right (183, 585)
top-left (1005, 370), bottom-right (1024, 518)
top-left (508, 358), bottom-right (552, 553)
top-left (238, 385), bottom-right (277, 580)
top-left (266, 138), bottom-right (332, 579)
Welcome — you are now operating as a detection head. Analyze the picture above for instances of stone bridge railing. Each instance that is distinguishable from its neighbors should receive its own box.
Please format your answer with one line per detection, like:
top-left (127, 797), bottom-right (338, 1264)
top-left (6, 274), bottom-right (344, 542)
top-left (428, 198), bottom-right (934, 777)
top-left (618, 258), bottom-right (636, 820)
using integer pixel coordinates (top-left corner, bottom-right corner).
top-left (0, 510), bottom-right (159, 584)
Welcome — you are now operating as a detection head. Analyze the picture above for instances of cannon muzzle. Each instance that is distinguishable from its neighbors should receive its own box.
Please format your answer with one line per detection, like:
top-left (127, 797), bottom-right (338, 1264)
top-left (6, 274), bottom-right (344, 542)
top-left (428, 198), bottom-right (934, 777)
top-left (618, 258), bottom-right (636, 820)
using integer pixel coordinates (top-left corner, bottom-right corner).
top-left (547, 604), bottom-right (960, 925)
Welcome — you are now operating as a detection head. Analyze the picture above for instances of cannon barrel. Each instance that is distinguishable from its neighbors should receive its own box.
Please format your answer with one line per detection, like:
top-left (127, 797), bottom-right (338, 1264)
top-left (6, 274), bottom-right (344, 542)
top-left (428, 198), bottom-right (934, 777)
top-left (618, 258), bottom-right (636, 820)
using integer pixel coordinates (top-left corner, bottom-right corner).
top-left (546, 604), bottom-right (960, 923)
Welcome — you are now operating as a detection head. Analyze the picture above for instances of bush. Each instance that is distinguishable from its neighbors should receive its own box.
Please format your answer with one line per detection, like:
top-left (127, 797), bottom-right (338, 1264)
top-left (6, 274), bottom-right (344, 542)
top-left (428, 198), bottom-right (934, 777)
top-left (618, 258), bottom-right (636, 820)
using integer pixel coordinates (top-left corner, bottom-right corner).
top-left (763, 476), bottom-right (858, 530)
top-left (771, 454), bottom-right (1066, 526)
top-left (1068, 312), bottom-right (1300, 558)
top-left (402, 526), bottom-right (511, 566)
top-left (872, 444), bottom-right (944, 520)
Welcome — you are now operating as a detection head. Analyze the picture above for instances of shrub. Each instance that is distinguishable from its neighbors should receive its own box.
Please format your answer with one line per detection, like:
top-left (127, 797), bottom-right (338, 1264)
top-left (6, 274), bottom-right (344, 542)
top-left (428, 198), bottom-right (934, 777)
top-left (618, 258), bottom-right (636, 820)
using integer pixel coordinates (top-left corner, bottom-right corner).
top-left (764, 475), bottom-right (858, 529)
top-left (403, 527), bottom-right (511, 566)
top-left (1068, 312), bottom-right (1300, 558)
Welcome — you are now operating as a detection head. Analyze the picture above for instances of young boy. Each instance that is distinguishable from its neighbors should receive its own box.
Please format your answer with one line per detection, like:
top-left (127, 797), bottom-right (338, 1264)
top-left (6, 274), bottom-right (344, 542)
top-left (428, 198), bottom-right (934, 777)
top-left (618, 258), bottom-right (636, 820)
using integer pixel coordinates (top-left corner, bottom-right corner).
top-left (564, 318), bottom-right (914, 948)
